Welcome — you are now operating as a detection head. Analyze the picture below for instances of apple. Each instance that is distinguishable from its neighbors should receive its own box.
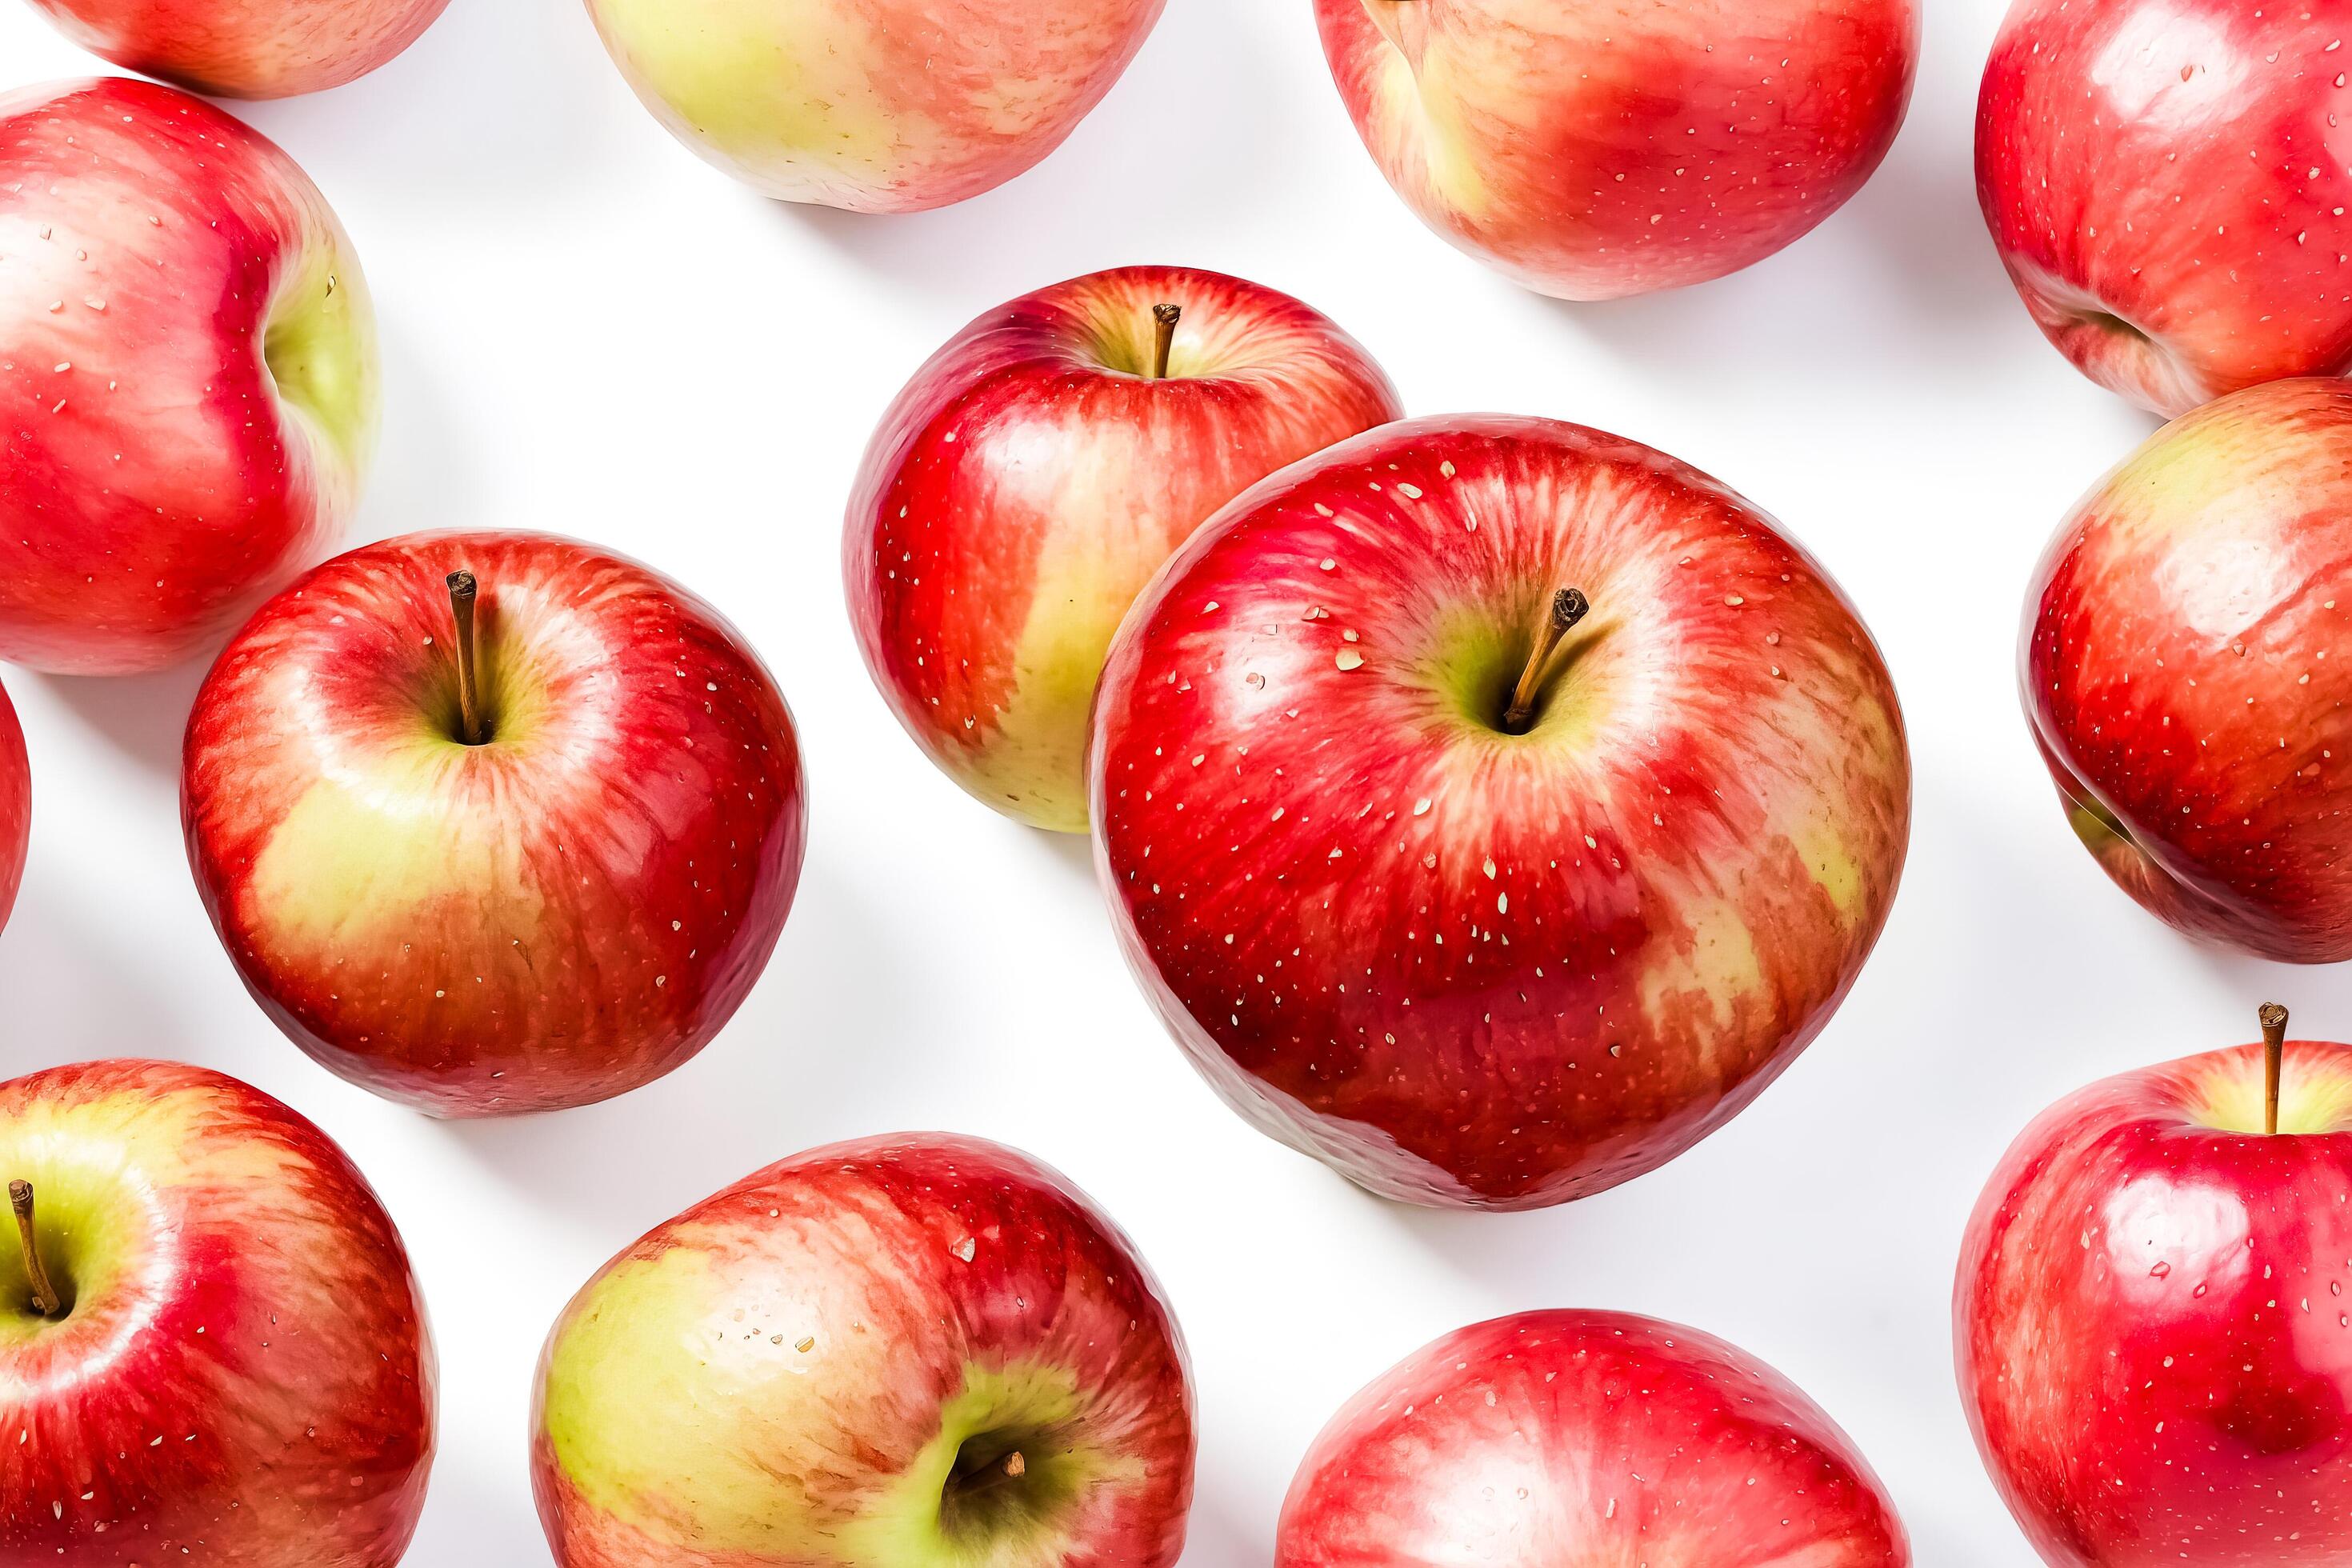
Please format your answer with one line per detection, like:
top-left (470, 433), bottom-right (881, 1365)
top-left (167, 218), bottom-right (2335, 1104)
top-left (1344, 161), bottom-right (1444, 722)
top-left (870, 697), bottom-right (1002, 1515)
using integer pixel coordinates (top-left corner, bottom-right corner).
top-left (846, 266), bottom-right (1402, 832)
top-left (0, 679), bottom-right (24, 938)
top-left (1980, 0), bottom-right (2352, 416)
top-left (2023, 378), bottom-right (2352, 962)
top-left (1089, 414), bottom-right (1911, 1209)
top-left (531, 1131), bottom-right (1196, 1566)
top-left (23, 0), bottom-right (451, 98)
top-left (0, 1058), bottom-right (435, 1562)
top-left (1311, 0), bottom-right (1919, 300)
top-left (1279, 1308), bottom-right (1910, 1563)
top-left (1958, 1003), bottom-right (2352, 1565)
top-left (583, 0), bottom-right (1165, 213)
top-left (182, 529), bottom-right (808, 1117)
top-left (0, 78), bottom-right (378, 677)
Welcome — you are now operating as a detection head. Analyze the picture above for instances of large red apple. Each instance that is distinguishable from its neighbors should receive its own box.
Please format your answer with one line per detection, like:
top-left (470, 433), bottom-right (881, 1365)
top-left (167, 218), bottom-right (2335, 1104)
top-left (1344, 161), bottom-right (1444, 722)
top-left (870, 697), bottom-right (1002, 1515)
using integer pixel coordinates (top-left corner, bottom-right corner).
top-left (1958, 1005), bottom-right (2352, 1565)
top-left (1980, 0), bottom-right (2352, 415)
top-left (0, 679), bottom-right (25, 938)
top-left (23, 0), bottom-right (451, 98)
top-left (182, 530), bottom-right (807, 1117)
top-left (1312, 0), bottom-right (1919, 300)
top-left (1090, 414), bottom-right (1911, 1209)
top-left (1279, 1309), bottom-right (1910, 1563)
top-left (531, 1132), bottom-right (1195, 1566)
top-left (2024, 378), bottom-right (2352, 962)
top-left (0, 1058), bottom-right (435, 1562)
top-left (846, 266), bottom-right (1401, 832)
top-left (0, 79), bottom-right (378, 676)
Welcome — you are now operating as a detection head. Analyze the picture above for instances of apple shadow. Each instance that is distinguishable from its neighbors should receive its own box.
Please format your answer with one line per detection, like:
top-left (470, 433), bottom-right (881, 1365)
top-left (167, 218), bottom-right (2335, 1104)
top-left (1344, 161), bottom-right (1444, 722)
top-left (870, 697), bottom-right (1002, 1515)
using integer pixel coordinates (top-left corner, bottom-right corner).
top-left (35, 658), bottom-right (208, 779)
top-left (353, 316), bottom-right (489, 547)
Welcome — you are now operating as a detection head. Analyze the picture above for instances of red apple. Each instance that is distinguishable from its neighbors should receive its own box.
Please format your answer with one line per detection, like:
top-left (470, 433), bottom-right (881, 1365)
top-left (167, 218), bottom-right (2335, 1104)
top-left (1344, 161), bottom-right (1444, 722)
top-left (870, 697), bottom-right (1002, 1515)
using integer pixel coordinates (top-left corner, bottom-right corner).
top-left (182, 530), bottom-right (807, 1116)
top-left (1958, 1004), bottom-right (2352, 1566)
top-left (1312, 0), bottom-right (1919, 300)
top-left (2024, 378), bottom-right (2352, 962)
top-left (531, 1132), bottom-right (1195, 1566)
top-left (0, 1058), bottom-right (435, 1562)
top-left (1090, 414), bottom-right (1911, 1209)
top-left (846, 266), bottom-right (1402, 832)
top-left (23, 0), bottom-right (451, 98)
top-left (1980, 0), bottom-right (2352, 416)
top-left (1279, 1309), bottom-right (1910, 1563)
top-left (0, 79), bottom-right (379, 676)
top-left (0, 679), bottom-right (24, 938)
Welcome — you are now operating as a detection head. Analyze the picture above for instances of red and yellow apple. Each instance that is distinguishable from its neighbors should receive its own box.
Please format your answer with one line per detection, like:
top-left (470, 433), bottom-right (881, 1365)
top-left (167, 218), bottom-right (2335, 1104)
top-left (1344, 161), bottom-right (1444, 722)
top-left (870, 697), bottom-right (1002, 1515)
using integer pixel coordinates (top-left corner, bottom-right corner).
top-left (1313, 0), bottom-right (1920, 300)
top-left (23, 0), bottom-right (452, 98)
top-left (1090, 414), bottom-right (1911, 1209)
top-left (0, 1058), bottom-right (435, 1562)
top-left (532, 1132), bottom-right (1196, 1566)
top-left (846, 266), bottom-right (1401, 831)
top-left (0, 680), bottom-right (24, 938)
top-left (182, 530), bottom-right (808, 1117)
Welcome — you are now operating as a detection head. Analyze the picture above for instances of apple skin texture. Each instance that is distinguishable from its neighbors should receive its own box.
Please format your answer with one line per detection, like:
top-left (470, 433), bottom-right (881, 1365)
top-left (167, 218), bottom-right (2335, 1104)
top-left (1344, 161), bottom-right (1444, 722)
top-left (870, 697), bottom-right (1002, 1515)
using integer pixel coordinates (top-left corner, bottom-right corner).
top-left (846, 266), bottom-right (1402, 832)
top-left (531, 1133), bottom-right (1197, 1567)
top-left (1311, 0), bottom-right (1919, 301)
top-left (0, 1059), bottom-right (436, 1564)
top-left (1958, 1036), bottom-right (2352, 1566)
top-left (1980, 0), bottom-right (2352, 416)
top-left (0, 78), bottom-right (378, 676)
top-left (583, 0), bottom-right (1166, 213)
top-left (1278, 1310), bottom-right (1909, 1565)
top-left (1090, 414), bottom-right (1911, 1210)
top-left (2025, 378), bottom-right (2352, 962)
top-left (0, 681), bottom-right (24, 938)
top-left (23, 0), bottom-right (453, 98)
top-left (181, 530), bottom-right (808, 1117)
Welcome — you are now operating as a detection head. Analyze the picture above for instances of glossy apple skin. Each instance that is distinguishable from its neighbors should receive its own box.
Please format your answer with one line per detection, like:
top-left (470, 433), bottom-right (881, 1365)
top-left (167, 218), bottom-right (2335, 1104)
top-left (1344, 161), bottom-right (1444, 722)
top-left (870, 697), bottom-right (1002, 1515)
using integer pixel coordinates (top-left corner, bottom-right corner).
top-left (0, 79), bottom-right (378, 676)
top-left (2023, 378), bottom-right (2352, 962)
top-left (24, 0), bottom-right (452, 98)
top-left (182, 530), bottom-right (807, 1117)
top-left (0, 681), bottom-right (24, 938)
top-left (1312, 0), bottom-right (1918, 301)
top-left (1958, 1038), bottom-right (2352, 1566)
top-left (1279, 1309), bottom-right (1909, 1564)
top-left (532, 1132), bottom-right (1196, 1566)
top-left (1980, 0), bottom-right (2352, 416)
top-left (0, 1058), bottom-right (435, 1564)
top-left (846, 266), bottom-right (1402, 833)
top-left (1090, 414), bottom-right (1910, 1209)
top-left (584, 0), bottom-right (1164, 213)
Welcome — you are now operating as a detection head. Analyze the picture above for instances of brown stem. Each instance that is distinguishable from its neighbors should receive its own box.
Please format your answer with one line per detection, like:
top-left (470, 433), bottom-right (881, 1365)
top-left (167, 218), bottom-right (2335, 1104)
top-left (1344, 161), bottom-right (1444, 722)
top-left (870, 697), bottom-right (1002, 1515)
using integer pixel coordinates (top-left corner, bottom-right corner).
top-left (1151, 304), bottom-right (1182, 380)
top-left (10, 1180), bottom-right (61, 1318)
top-left (2262, 1002), bottom-right (2290, 1135)
top-left (958, 1450), bottom-right (1027, 1497)
top-left (446, 570), bottom-right (486, 746)
top-left (1502, 588), bottom-right (1591, 733)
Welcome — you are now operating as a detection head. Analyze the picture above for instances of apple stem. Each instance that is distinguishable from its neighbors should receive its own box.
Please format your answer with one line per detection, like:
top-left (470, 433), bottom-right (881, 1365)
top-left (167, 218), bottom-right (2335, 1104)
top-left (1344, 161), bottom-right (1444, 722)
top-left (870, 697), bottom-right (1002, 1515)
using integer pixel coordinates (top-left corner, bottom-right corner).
top-left (1502, 588), bottom-right (1591, 733)
top-left (2262, 1002), bottom-right (2290, 1136)
top-left (1151, 304), bottom-right (1181, 379)
top-left (8, 1180), bottom-right (61, 1318)
top-left (446, 570), bottom-right (486, 746)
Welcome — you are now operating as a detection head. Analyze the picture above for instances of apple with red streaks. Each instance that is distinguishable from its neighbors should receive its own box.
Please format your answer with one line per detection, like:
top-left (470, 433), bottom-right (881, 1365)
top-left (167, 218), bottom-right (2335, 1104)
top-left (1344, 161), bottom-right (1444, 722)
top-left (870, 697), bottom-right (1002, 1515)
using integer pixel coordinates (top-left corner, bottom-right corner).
top-left (182, 530), bottom-right (807, 1116)
top-left (531, 1132), bottom-right (1195, 1566)
top-left (846, 265), bottom-right (1401, 831)
top-left (0, 1058), bottom-right (434, 1563)
top-left (2023, 378), bottom-right (2352, 961)
top-left (0, 78), bottom-right (377, 675)
top-left (0, 679), bottom-right (25, 938)
top-left (1980, 0), bottom-right (2352, 415)
top-left (24, 0), bottom-right (451, 98)
top-left (1958, 1003), bottom-right (2352, 1565)
top-left (1280, 1309), bottom-right (1910, 1563)
top-left (1090, 414), bottom-right (1910, 1209)
top-left (1312, 0), bottom-right (1919, 300)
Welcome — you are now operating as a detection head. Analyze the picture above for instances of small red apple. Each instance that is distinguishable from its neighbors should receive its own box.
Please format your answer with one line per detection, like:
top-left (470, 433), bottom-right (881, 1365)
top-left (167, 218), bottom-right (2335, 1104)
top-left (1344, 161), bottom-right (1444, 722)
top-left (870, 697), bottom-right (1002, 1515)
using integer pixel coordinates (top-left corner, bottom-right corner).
top-left (182, 530), bottom-right (807, 1116)
top-left (846, 266), bottom-right (1401, 831)
top-left (23, 0), bottom-right (452, 98)
top-left (0, 679), bottom-right (25, 938)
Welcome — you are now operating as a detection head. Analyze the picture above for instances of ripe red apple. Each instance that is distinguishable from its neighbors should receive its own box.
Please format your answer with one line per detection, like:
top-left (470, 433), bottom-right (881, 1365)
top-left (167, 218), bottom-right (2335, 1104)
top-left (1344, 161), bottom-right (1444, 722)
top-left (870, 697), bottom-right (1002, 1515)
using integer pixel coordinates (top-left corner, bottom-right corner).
top-left (1090, 414), bottom-right (1911, 1209)
top-left (846, 266), bottom-right (1402, 832)
top-left (1958, 1004), bottom-right (2352, 1565)
top-left (1980, 0), bottom-right (2352, 416)
top-left (1279, 1309), bottom-right (1910, 1562)
top-left (0, 679), bottom-right (25, 938)
top-left (0, 1058), bottom-right (435, 1562)
top-left (0, 79), bottom-right (379, 676)
top-left (2024, 378), bottom-right (2352, 962)
top-left (1312, 0), bottom-right (1919, 300)
top-left (531, 1132), bottom-right (1195, 1566)
top-left (23, 0), bottom-right (451, 98)
top-left (182, 530), bottom-right (807, 1117)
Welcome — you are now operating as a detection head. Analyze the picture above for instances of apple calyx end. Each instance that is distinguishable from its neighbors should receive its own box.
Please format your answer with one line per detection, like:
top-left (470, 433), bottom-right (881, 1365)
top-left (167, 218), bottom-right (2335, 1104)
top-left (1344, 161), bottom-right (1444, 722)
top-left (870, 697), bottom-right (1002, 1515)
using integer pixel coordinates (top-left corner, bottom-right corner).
top-left (1501, 587), bottom-right (1592, 734)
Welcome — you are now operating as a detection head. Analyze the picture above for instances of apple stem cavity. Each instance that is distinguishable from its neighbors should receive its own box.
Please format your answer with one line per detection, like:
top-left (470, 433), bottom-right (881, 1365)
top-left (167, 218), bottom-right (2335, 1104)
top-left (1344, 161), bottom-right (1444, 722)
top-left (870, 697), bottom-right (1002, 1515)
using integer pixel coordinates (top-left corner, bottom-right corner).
top-left (2262, 1002), bottom-right (2290, 1135)
top-left (1151, 304), bottom-right (1182, 380)
top-left (1502, 587), bottom-right (1592, 734)
top-left (8, 1179), bottom-right (62, 1319)
top-left (446, 569), bottom-right (488, 746)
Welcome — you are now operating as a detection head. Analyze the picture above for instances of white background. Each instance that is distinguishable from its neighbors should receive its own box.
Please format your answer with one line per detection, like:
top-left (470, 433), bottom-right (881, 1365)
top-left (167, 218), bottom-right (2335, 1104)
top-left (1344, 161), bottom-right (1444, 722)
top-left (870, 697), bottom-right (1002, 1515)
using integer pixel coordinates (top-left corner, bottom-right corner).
top-left (0, 0), bottom-right (2295, 1560)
